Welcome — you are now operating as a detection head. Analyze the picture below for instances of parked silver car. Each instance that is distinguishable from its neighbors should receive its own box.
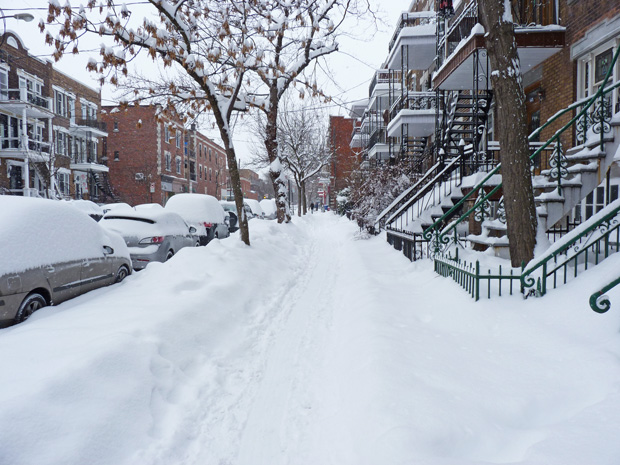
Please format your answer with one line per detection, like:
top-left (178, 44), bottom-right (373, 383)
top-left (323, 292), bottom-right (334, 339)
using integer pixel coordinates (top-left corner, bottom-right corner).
top-left (165, 193), bottom-right (230, 245)
top-left (100, 210), bottom-right (198, 270)
top-left (0, 197), bottom-right (132, 327)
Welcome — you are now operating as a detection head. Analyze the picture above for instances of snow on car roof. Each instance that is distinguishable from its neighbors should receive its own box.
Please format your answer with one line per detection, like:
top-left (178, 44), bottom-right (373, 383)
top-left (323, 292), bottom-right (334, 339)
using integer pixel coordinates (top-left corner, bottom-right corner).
top-left (165, 194), bottom-right (225, 223)
top-left (0, 197), bottom-right (111, 275)
top-left (245, 199), bottom-right (264, 215)
top-left (64, 199), bottom-right (104, 217)
top-left (259, 199), bottom-right (276, 215)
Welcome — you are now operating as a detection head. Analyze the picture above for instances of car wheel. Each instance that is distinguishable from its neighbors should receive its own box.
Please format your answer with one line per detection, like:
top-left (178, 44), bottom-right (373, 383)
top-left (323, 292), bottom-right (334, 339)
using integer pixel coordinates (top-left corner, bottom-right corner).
top-left (115, 265), bottom-right (130, 283)
top-left (15, 292), bottom-right (47, 323)
top-left (195, 241), bottom-right (200, 247)
top-left (166, 250), bottom-right (174, 261)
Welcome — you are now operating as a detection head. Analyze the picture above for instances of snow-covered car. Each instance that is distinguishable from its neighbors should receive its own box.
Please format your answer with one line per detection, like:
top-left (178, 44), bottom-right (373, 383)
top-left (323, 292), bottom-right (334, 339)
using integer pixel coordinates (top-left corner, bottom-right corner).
top-left (134, 203), bottom-right (164, 211)
top-left (245, 199), bottom-right (265, 219)
top-left (65, 199), bottom-right (105, 221)
top-left (101, 210), bottom-right (198, 270)
top-left (259, 198), bottom-right (277, 220)
top-left (0, 197), bottom-right (132, 327)
top-left (165, 193), bottom-right (230, 245)
top-left (101, 202), bottom-right (132, 214)
top-left (219, 200), bottom-right (239, 232)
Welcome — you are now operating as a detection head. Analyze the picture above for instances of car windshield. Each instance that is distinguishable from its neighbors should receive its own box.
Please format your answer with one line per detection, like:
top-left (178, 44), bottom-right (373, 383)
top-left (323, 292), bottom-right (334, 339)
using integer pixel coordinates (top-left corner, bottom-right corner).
top-left (104, 216), bottom-right (155, 224)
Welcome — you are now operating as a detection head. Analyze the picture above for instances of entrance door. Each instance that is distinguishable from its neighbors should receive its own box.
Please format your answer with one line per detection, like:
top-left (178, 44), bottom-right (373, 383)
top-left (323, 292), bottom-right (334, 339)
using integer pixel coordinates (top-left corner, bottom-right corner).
top-left (525, 82), bottom-right (542, 173)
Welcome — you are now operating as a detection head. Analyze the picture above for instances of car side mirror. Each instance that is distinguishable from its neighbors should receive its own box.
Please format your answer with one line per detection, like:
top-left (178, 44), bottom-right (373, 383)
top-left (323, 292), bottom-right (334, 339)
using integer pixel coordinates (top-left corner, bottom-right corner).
top-left (103, 245), bottom-right (114, 255)
top-left (189, 226), bottom-right (197, 234)
top-left (224, 216), bottom-right (230, 225)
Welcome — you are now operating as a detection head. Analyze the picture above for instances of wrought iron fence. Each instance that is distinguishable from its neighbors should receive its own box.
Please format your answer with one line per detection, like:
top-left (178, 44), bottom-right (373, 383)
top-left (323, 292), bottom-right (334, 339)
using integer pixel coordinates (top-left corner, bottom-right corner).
top-left (434, 251), bottom-right (523, 301)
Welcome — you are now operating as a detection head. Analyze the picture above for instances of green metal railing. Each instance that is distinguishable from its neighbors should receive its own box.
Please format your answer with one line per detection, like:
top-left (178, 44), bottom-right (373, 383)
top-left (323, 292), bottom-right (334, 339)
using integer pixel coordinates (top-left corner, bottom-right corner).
top-left (521, 198), bottom-right (620, 295)
top-left (434, 250), bottom-right (522, 300)
top-left (423, 44), bottom-right (620, 256)
top-left (590, 275), bottom-right (620, 313)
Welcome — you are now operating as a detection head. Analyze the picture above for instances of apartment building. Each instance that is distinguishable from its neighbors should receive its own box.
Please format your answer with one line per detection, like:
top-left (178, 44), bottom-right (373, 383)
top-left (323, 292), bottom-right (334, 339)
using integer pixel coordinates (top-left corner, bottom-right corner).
top-left (0, 31), bottom-right (109, 200)
top-left (101, 105), bottom-right (229, 206)
top-left (351, 0), bottom-right (620, 262)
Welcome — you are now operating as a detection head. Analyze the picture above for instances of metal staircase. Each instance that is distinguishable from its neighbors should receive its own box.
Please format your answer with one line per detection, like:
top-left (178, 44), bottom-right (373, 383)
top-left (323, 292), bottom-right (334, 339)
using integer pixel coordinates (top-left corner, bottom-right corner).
top-left (91, 171), bottom-right (120, 203)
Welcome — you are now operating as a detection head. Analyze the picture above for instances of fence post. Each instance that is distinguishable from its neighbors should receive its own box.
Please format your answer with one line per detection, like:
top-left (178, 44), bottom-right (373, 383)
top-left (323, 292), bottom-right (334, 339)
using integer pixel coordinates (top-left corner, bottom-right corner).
top-left (475, 260), bottom-right (480, 301)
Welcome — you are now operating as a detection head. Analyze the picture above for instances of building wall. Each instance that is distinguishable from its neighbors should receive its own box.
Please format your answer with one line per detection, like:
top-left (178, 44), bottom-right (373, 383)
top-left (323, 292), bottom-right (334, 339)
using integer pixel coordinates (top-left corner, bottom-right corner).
top-left (328, 115), bottom-right (359, 208)
top-left (102, 105), bottom-right (190, 206)
top-left (539, 0), bottom-right (620, 146)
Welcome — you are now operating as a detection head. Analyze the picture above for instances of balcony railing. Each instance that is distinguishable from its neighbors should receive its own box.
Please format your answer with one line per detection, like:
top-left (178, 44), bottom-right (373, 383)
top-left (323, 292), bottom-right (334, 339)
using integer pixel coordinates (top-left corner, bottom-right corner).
top-left (1, 136), bottom-right (51, 155)
top-left (369, 128), bottom-right (387, 148)
top-left (369, 69), bottom-right (400, 97)
top-left (0, 88), bottom-right (51, 111)
top-left (389, 91), bottom-right (437, 121)
top-left (388, 12), bottom-right (435, 52)
top-left (437, 0), bottom-right (560, 68)
top-left (74, 118), bottom-right (107, 131)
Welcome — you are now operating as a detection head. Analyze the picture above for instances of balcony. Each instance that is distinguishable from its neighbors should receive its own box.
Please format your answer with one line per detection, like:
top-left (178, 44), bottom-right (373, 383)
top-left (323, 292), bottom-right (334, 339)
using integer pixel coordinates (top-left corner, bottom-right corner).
top-left (69, 151), bottom-right (108, 172)
top-left (1, 136), bottom-right (52, 162)
top-left (70, 118), bottom-right (108, 137)
top-left (385, 12), bottom-right (436, 71)
top-left (387, 91), bottom-right (437, 138)
top-left (350, 127), bottom-right (365, 149)
top-left (433, 0), bottom-right (565, 90)
top-left (0, 88), bottom-right (54, 118)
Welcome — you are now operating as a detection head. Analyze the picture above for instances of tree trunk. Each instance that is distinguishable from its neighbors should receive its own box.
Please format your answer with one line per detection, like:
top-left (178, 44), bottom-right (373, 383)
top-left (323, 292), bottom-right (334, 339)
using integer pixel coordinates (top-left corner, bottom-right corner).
top-left (301, 181), bottom-right (307, 215)
top-left (297, 184), bottom-right (302, 216)
top-left (478, 0), bottom-right (537, 267)
top-left (265, 92), bottom-right (291, 224)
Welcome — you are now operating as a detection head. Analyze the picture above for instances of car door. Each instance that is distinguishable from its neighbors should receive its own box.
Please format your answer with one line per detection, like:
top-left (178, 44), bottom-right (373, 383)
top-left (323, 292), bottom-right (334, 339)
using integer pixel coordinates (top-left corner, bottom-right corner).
top-left (42, 259), bottom-right (83, 304)
top-left (80, 248), bottom-right (114, 294)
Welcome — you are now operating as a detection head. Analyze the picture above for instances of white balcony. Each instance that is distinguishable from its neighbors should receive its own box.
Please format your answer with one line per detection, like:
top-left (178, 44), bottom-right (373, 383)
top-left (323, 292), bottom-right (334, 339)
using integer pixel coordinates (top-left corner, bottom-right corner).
top-left (387, 91), bottom-right (437, 137)
top-left (69, 118), bottom-right (109, 138)
top-left (0, 137), bottom-right (52, 162)
top-left (386, 12), bottom-right (436, 71)
top-left (0, 88), bottom-right (54, 119)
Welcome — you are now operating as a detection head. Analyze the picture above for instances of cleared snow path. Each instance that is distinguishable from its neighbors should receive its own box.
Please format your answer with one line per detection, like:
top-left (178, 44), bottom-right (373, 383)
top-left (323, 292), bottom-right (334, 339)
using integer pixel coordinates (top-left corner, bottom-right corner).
top-left (1, 213), bottom-right (620, 465)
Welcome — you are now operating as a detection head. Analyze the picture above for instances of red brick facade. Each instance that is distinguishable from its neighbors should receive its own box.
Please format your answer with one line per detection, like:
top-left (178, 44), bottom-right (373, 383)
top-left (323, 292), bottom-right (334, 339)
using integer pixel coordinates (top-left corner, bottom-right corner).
top-left (328, 115), bottom-right (359, 208)
top-left (101, 105), bottom-right (229, 206)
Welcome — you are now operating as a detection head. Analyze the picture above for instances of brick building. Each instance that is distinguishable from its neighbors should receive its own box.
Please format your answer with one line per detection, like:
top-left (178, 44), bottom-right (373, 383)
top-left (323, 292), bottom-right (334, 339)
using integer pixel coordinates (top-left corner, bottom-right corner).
top-left (0, 31), bottom-right (109, 200)
top-left (328, 115), bottom-right (359, 209)
top-left (101, 105), bottom-right (229, 206)
top-left (239, 168), bottom-right (260, 200)
top-left (188, 125), bottom-right (229, 200)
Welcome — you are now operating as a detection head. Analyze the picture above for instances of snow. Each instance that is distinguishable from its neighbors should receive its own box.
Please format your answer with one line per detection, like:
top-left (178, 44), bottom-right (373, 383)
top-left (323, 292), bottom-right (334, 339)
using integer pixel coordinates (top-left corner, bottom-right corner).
top-left (0, 197), bottom-right (127, 276)
top-left (101, 210), bottom-right (191, 238)
top-left (259, 198), bottom-right (277, 218)
top-left (244, 198), bottom-right (265, 217)
top-left (1, 214), bottom-right (620, 464)
top-left (164, 193), bottom-right (226, 224)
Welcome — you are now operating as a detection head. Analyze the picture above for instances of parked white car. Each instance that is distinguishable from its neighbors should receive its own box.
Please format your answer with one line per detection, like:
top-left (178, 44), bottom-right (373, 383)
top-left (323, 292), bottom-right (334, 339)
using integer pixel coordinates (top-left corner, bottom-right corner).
top-left (65, 199), bottom-right (105, 221)
top-left (260, 198), bottom-right (277, 220)
top-left (165, 193), bottom-right (230, 245)
top-left (0, 197), bottom-right (131, 326)
top-left (101, 210), bottom-right (198, 270)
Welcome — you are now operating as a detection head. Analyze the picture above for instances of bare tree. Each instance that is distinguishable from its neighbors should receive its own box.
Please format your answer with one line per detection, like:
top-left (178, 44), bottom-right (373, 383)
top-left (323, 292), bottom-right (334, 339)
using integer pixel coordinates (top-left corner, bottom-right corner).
top-left (43, 0), bottom-right (262, 245)
top-left (277, 98), bottom-right (330, 216)
top-left (478, 0), bottom-right (537, 266)
top-left (243, 0), bottom-right (371, 224)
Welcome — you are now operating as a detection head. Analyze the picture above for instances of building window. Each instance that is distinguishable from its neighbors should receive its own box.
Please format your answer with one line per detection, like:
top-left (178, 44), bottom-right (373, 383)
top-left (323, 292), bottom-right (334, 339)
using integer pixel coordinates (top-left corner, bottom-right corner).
top-left (209, 148), bottom-right (212, 162)
top-left (176, 156), bottom-right (181, 174)
top-left (113, 121), bottom-right (119, 132)
top-left (595, 48), bottom-right (614, 84)
top-left (164, 125), bottom-right (170, 143)
top-left (176, 130), bottom-right (181, 148)
top-left (165, 153), bottom-right (171, 171)
top-left (114, 150), bottom-right (120, 161)
top-left (209, 168), bottom-right (212, 181)
top-left (0, 68), bottom-right (8, 100)
top-left (57, 171), bottom-right (70, 196)
top-left (199, 144), bottom-right (202, 158)
top-left (53, 88), bottom-right (74, 118)
top-left (199, 165), bottom-right (203, 178)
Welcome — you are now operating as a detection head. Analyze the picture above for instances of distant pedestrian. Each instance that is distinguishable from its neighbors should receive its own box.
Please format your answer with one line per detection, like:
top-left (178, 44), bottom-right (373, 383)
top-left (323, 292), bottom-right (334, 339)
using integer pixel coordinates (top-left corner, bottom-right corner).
top-left (310, 202), bottom-right (315, 213)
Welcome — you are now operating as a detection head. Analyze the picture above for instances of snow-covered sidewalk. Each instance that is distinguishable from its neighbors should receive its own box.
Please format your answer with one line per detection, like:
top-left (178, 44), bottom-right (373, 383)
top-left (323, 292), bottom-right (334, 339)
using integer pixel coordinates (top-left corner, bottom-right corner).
top-left (1, 213), bottom-right (620, 465)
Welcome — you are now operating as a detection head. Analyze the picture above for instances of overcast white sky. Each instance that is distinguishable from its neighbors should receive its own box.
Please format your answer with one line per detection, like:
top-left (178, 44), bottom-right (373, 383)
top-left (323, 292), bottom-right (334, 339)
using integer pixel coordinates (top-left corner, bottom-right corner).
top-left (2, 0), bottom-right (410, 164)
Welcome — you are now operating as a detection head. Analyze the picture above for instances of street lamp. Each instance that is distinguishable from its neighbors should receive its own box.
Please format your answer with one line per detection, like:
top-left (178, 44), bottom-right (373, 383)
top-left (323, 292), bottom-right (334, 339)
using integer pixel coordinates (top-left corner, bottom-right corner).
top-left (1, 10), bottom-right (35, 47)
